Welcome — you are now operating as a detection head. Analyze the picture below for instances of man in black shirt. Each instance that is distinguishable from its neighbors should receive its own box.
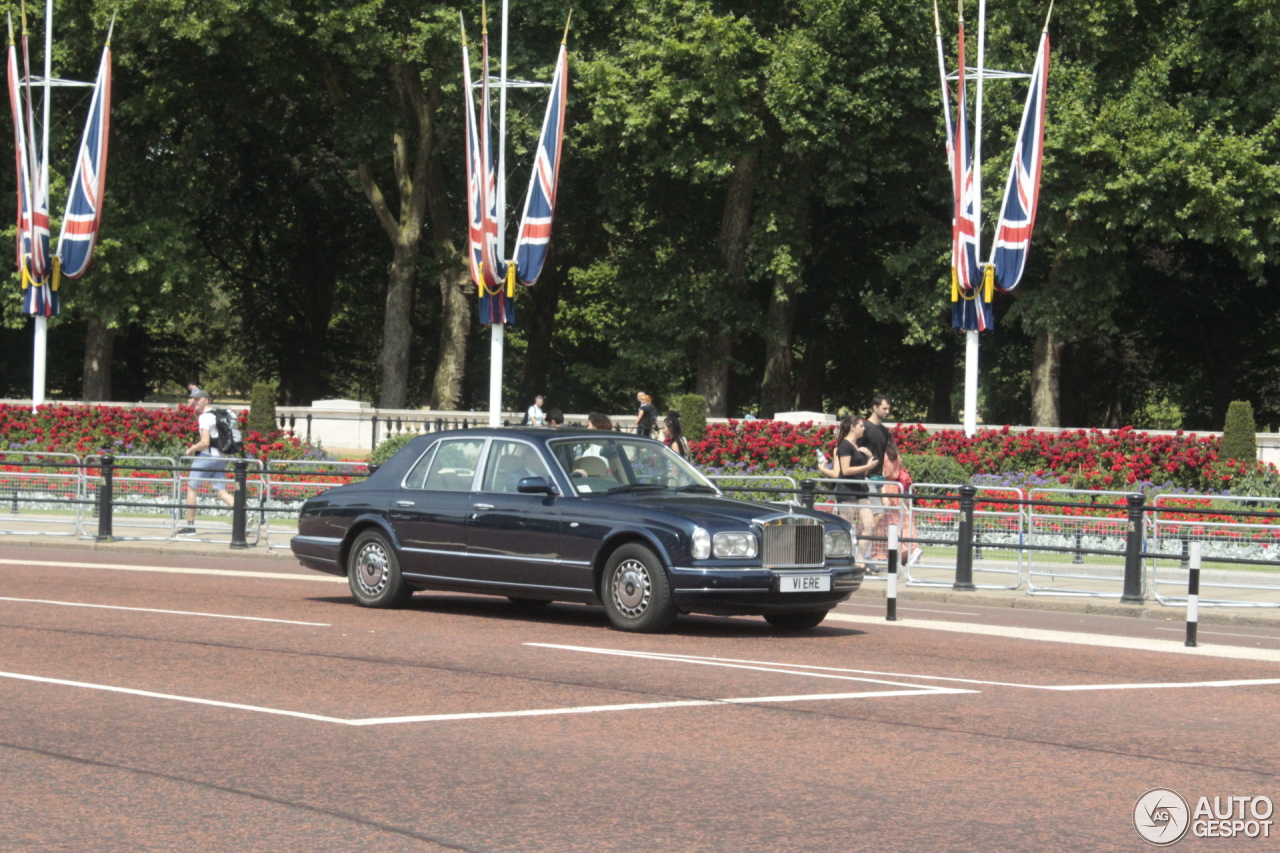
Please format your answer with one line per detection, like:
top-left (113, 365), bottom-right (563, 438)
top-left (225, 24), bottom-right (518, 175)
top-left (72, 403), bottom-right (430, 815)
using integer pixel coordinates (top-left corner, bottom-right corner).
top-left (863, 395), bottom-right (892, 476)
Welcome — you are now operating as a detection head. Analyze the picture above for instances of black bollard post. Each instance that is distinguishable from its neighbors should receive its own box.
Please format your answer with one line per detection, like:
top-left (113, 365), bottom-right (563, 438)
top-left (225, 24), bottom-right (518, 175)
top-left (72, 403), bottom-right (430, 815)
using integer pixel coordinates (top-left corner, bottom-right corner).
top-left (1185, 541), bottom-right (1201, 647)
top-left (230, 460), bottom-right (249, 549)
top-left (370, 415), bottom-right (379, 450)
top-left (1121, 492), bottom-right (1146, 604)
top-left (96, 455), bottom-right (115, 542)
top-left (886, 523), bottom-right (899, 621)
top-left (800, 479), bottom-right (816, 510)
top-left (306, 413), bottom-right (313, 442)
top-left (953, 485), bottom-right (977, 591)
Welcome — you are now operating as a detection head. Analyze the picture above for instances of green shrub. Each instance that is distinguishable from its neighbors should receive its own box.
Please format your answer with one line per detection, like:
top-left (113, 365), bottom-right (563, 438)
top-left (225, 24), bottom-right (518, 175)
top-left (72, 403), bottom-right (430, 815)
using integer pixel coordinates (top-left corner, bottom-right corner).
top-left (1222, 400), bottom-right (1257, 462)
top-left (673, 393), bottom-right (708, 443)
top-left (249, 382), bottom-right (278, 436)
top-left (901, 454), bottom-right (969, 486)
top-left (370, 432), bottom-right (417, 468)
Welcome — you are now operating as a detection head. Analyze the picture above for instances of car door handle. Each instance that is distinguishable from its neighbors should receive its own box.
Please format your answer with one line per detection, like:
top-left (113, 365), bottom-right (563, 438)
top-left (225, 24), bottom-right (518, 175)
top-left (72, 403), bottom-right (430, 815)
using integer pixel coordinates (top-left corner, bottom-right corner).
top-left (472, 503), bottom-right (494, 510)
top-left (395, 500), bottom-right (415, 508)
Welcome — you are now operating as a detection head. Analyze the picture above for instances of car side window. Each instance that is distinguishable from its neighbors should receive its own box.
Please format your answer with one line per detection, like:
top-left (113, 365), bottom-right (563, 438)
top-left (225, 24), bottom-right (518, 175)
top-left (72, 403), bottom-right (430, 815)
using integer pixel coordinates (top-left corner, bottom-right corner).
top-left (481, 440), bottom-right (551, 494)
top-left (422, 439), bottom-right (485, 491)
top-left (402, 445), bottom-right (436, 489)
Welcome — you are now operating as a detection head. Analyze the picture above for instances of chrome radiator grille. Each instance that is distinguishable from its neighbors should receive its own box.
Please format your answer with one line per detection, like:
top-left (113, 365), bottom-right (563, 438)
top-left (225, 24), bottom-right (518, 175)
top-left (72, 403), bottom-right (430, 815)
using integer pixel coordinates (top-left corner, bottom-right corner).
top-left (760, 519), bottom-right (824, 568)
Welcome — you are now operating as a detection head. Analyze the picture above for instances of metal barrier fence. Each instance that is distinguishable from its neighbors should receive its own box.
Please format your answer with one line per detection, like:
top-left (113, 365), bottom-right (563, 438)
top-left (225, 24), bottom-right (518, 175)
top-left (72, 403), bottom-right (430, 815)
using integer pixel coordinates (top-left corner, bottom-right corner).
top-left (1026, 489), bottom-right (1142, 598)
top-left (1150, 494), bottom-right (1280, 608)
top-left (0, 451), bottom-right (83, 537)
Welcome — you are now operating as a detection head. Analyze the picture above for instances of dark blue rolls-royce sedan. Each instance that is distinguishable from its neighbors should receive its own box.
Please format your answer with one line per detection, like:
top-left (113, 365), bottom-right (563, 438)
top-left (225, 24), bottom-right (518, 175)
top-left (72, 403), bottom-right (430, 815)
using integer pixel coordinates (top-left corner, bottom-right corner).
top-left (290, 428), bottom-right (862, 632)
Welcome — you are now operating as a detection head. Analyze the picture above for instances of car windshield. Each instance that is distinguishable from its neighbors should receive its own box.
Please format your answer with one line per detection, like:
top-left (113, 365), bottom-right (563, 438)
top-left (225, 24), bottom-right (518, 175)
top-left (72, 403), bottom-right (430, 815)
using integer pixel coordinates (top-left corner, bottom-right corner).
top-left (549, 437), bottom-right (717, 496)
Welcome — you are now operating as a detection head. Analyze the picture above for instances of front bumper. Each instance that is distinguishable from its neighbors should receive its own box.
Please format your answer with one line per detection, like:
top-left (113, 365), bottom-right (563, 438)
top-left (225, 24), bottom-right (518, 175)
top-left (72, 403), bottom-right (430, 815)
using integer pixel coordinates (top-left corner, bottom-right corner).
top-left (668, 563), bottom-right (862, 616)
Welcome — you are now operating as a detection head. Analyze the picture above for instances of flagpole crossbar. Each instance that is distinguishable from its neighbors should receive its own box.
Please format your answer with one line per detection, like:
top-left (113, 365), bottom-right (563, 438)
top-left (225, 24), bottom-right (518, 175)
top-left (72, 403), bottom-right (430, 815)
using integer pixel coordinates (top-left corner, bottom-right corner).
top-left (946, 68), bottom-right (1031, 81)
top-left (475, 77), bottom-right (552, 89)
top-left (20, 76), bottom-right (93, 88)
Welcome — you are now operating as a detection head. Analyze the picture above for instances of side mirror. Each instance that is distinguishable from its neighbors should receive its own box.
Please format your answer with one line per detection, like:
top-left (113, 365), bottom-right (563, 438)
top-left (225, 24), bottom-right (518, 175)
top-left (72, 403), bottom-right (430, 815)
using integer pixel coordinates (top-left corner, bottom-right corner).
top-left (517, 476), bottom-right (558, 495)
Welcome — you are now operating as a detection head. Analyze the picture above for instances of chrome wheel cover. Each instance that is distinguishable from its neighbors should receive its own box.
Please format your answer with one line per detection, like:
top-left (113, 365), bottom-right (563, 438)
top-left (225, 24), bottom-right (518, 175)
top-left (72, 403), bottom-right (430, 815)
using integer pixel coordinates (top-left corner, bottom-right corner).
top-left (611, 558), bottom-right (652, 618)
top-left (353, 541), bottom-right (390, 597)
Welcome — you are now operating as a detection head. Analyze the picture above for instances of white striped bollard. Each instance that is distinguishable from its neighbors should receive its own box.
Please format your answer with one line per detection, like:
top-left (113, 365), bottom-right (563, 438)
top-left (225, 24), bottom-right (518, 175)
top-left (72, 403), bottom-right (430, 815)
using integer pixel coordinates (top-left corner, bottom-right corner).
top-left (886, 523), bottom-right (899, 622)
top-left (1185, 541), bottom-right (1201, 647)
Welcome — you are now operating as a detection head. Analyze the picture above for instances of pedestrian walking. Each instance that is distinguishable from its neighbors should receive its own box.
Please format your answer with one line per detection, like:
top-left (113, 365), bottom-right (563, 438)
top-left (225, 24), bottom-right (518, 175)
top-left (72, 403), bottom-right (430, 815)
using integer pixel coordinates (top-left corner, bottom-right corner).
top-left (816, 414), bottom-right (878, 571)
top-left (526, 395), bottom-right (546, 426)
top-left (546, 408), bottom-right (564, 428)
top-left (635, 392), bottom-right (657, 437)
top-left (587, 412), bottom-right (613, 431)
top-left (178, 390), bottom-right (235, 535)
top-left (663, 411), bottom-right (690, 458)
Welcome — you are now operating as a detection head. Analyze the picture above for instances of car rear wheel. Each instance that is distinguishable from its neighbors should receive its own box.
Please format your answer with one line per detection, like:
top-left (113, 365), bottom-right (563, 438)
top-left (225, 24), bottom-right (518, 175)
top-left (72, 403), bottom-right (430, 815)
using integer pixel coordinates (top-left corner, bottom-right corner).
top-left (764, 610), bottom-right (829, 631)
top-left (348, 530), bottom-right (412, 608)
top-left (602, 543), bottom-right (677, 633)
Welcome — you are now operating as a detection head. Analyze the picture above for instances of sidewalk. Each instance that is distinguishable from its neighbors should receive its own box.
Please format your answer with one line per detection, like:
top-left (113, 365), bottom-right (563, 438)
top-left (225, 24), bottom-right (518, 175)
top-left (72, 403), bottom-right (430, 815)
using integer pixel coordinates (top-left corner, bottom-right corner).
top-left (3, 532), bottom-right (1280, 629)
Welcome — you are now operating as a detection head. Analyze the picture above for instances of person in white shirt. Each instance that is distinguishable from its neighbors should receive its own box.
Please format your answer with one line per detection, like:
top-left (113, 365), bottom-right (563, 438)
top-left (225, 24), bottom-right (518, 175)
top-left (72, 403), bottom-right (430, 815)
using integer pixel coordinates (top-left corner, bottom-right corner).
top-left (526, 395), bottom-right (545, 426)
top-left (178, 391), bottom-right (235, 534)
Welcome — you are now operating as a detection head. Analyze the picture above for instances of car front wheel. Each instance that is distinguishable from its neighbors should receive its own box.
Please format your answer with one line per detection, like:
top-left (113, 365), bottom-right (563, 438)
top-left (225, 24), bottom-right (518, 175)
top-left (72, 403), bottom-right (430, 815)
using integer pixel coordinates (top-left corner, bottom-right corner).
top-left (764, 610), bottom-right (829, 631)
top-left (347, 530), bottom-right (412, 608)
top-left (602, 543), bottom-right (677, 633)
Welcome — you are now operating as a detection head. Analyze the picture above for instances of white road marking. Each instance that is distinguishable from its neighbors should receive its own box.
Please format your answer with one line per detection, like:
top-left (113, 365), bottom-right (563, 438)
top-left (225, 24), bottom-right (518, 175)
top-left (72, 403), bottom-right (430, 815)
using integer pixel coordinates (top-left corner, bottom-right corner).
top-left (0, 558), bottom-right (342, 583)
top-left (0, 596), bottom-right (329, 626)
top-left (525, 642), bottom-right (960, 692)
top-left (1154, 627), bottom-right (1280, 642)
top-left (528, 645), bottom-right (1280, 693)
top-left (824, 612), bottom-right (1280, 662)
top-left (0, 669), bottom-right (968, 726)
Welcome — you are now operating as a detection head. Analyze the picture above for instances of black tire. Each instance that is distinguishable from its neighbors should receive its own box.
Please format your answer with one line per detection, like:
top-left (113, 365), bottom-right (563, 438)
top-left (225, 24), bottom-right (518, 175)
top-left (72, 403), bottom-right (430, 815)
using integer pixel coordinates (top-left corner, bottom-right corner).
top-left (508, 596), bottom-right (552, 608)
top-left (764, 610), bottom-right (830, 631)
top-left (347, 530), bottom-right (413, 608)
top-left (601, 543), bottom-right (677, 633)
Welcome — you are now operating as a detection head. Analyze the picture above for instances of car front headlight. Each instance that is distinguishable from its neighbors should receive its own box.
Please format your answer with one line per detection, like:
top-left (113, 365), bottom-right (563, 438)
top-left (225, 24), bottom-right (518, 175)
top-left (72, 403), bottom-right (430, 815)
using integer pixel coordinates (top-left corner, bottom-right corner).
top-left (713, 531), bottom-right (758, 558)
top-left (824, 529), bottom-right (853, 558)
top-left (692, 526), bottom-right (711, 560)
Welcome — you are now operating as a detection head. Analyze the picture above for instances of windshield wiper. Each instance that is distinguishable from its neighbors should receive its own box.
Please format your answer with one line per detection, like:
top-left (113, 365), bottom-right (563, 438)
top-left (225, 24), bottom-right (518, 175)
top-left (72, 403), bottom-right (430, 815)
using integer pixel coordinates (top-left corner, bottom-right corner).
top-left (674, 484), bottom-right (718, 494)
top-left (604, 483), bottom-right (669, 494)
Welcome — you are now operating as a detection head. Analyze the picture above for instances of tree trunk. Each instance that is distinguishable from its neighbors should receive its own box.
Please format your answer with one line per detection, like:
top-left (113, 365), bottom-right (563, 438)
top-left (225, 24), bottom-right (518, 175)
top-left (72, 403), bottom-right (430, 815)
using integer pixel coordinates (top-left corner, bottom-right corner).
top-left (697, 149), bottom-right (759, 417)
top-left (432, 266), bottom-right (471, 410)
top-left (379, 246), bottom-right (416, 407)
top-left (793, 333), bottom-right (827, 412)
top-left (760, 279), bottom-right (797, 418)
top-left (328, 61), bottom-right (433, 410)
top-left (927, 336), bottom-right (957, 423)
top-left (81, 316), bottom-right (114, 401)
top-left (517, 270), bottom-right (563, 407)
top-left (1031, 328), bottom-right (1064, 427)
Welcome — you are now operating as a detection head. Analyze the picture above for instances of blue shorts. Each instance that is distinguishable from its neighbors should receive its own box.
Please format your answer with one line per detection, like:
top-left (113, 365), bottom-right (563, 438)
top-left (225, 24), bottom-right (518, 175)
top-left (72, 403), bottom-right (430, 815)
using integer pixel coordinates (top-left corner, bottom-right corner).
top-left (190, 453), bottom-right (228, 486)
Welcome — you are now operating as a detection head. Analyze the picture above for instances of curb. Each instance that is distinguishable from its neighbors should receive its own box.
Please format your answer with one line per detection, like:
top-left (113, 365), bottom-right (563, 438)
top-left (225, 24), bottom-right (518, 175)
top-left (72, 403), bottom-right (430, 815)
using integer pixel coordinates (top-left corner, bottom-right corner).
top-left (850, 585), bottom-right (1280, 629)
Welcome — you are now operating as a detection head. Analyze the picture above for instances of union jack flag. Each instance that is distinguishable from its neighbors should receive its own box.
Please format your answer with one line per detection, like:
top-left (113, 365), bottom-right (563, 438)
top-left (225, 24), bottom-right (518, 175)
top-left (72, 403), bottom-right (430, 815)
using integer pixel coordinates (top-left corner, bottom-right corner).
top-left (7, 17), bottom-right (54, 315)
top-left (461, 29), bottom-right (484, 291)
top-left (56, 38), bottom-right (111, 280)
top-left (948, 16), bottom-right (989, 333)
top-left (512, 42), bottom-right (567, 287)
top-left (477, 27), bottom-right (514, 325)
top-left (989, 29), bottom-right (1049, 292)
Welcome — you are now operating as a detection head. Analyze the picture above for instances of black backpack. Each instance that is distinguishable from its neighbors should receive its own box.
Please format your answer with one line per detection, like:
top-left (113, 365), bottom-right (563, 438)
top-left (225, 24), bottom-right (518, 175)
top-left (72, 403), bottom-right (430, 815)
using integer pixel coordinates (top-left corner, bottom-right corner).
top-left (210, 408), bottom-right (244, 455)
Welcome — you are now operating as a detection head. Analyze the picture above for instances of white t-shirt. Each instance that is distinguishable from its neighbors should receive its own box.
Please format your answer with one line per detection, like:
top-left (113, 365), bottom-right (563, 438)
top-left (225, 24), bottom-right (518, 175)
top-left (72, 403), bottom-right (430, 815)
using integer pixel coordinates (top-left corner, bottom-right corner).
top-left (527, 404), bottom-right (544, 426)
top-left (198, 410), bottom-right (222, 457)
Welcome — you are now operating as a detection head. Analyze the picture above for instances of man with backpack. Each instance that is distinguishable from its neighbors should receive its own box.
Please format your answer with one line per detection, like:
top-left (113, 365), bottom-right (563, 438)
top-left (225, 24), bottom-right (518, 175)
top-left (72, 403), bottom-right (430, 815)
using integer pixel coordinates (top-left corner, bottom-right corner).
top-left (178, 390), bottom-right (237, 535)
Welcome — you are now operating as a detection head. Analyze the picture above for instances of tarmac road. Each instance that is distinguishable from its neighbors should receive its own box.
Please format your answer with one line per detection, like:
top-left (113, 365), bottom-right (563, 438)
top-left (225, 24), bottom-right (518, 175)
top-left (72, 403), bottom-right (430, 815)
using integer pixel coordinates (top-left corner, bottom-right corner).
top-left (1, 546), bottom-right (1278, 852)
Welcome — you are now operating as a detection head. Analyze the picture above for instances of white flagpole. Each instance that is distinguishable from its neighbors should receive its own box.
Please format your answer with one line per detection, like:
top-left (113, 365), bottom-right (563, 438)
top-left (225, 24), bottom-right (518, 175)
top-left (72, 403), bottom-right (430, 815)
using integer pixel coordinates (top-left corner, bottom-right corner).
top-left (31, 0), bottom-right (52, 410)
top-left (488, 0), bottom-right (511, 428)
top-left (962, 0), bottom-right (987, 438)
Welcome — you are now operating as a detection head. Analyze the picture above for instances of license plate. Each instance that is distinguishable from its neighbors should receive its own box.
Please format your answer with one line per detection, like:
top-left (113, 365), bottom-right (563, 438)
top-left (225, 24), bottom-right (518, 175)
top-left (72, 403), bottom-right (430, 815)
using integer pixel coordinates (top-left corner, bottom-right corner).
top-left (779, 574), bottom-right (831, 593)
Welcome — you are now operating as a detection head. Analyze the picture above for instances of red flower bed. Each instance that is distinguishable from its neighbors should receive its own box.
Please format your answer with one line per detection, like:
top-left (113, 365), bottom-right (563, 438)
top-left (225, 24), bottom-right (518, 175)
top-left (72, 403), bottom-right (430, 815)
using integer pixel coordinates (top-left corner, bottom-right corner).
top-left (691, 420), bottom-right (1274, 493)
top-left (0, 403), bottom-right (313, 461)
